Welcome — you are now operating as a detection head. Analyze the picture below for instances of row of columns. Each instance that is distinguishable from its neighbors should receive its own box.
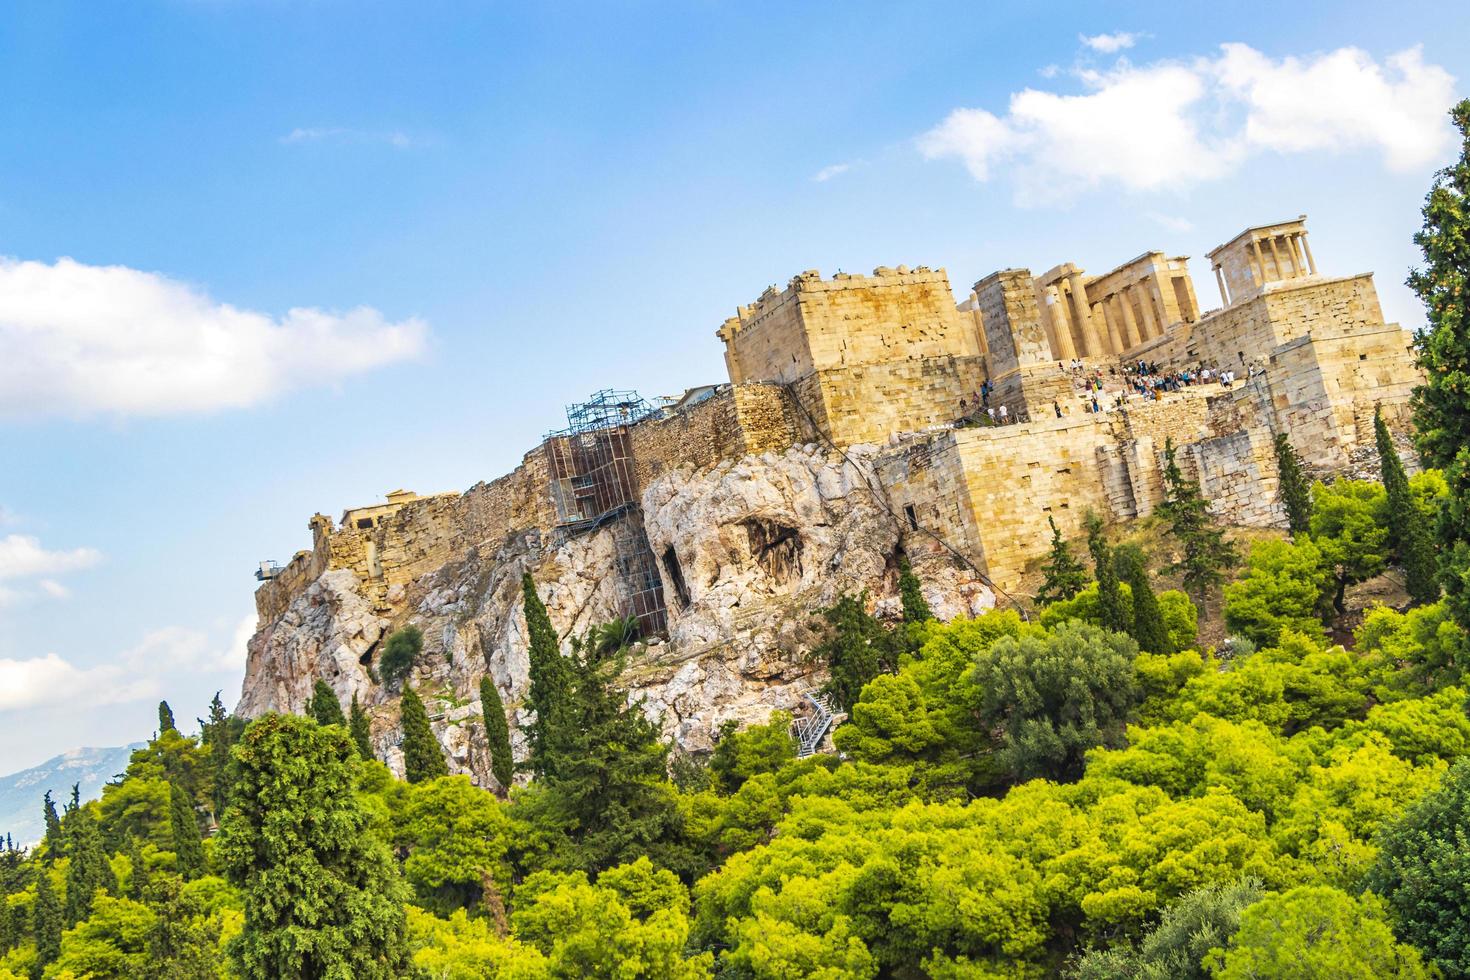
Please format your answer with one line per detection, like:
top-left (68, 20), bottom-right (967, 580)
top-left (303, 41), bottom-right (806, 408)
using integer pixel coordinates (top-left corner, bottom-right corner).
top-left (1215, 231), bottom-right (1318, 307)
top-left (1042, 275), bottom-right (1167, 360)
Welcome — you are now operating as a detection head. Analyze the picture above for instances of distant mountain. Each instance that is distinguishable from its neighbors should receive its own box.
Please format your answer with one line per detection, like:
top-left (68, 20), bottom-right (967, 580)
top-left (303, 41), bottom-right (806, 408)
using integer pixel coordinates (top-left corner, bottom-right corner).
top-left (0, 745), bottom-right (144, 847)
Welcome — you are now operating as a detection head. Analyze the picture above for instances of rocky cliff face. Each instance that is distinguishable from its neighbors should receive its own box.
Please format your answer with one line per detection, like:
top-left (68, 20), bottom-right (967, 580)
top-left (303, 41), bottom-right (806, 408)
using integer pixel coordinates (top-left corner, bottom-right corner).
top-left (237, 444), bottom-right (994, 788)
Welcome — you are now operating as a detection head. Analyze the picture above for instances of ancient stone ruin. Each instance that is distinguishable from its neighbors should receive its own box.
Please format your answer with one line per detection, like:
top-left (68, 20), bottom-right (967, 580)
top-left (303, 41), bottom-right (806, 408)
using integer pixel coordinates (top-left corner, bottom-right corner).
top-left (239, 215), bottom-right (1421, 785)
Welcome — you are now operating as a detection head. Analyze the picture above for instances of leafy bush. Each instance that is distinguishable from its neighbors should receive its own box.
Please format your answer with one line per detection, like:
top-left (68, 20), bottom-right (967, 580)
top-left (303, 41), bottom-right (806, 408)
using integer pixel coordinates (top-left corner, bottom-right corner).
top-left (379, 625), bottom-right (424, 687)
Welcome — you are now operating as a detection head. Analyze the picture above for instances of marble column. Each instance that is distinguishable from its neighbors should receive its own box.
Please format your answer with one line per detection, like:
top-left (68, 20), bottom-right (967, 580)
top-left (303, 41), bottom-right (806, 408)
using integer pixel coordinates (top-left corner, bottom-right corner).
top-left (1117, 290), bottom-right (1142, 348)
top-left (1067, 275), bottom-right (1103, 357)
top-left (1267, 236), bottom-right (1283, 280)
top-left (1213, 264), bottom-right (1230, 307)
top-left (1251, 238), bottom-right (1268, 286)
top-left (1046, 285), bottom-right (1077, 360)
top-left (1098, 301), bottom-right (1123, 354)
top-left (1301, 233), bottom-right (1318, 275)
top-left (1135, 281), bottom-right (1161, 339)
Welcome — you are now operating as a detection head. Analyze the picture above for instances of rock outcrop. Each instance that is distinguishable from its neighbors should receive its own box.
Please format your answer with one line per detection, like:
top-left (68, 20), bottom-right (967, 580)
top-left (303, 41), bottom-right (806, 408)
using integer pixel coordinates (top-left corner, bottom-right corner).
top-left (237, 444), bottom-right (993, 787)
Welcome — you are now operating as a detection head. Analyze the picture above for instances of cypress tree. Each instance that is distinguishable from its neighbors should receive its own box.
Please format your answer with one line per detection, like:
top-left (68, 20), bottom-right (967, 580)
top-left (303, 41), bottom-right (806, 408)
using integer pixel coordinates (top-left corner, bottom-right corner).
top-left (1086, 511), bottom-right (1129, 634)
top-left (1377, 407), bottom-right (1439, 604)
top-left (218, 713), bottom-right (409, 979)
top-left (897, 557), bottom-right (933, 622)
top-left (349, 693), bottom-right (374, 761)
top-left (40, 791), bottom-right (62, 861)
top-left (1116, 544), bottom-right (1171, 654)
top-left (204, 692), bottom-right (236, 820)
top-left (480, 677), bottom-right (515, 792)
top-left (1409, 100), bottom-right (1470, 628)
top-left (523, 573), bottom-right (574, 776)
top-left (1158, 439), bottom-right (1239, 609)
top-left (121, 835), bottom-right (148, 899)
top-left (399, 687), bottom-right (448, 784)
top-left (62, 804), bottom-right (116, 925)
top-left (33, 866), bottom-right (61, 973)
top-left (1274, 432), bottom-right (1313, 536)
top-left (158, 701), bottom-right (176, 734)
top-left (169, 782), bottom-right (206, 880)
top-left (308, 679), bottom-right (347, 728)
top-left (1036, 515), bottom-right (1088, 606)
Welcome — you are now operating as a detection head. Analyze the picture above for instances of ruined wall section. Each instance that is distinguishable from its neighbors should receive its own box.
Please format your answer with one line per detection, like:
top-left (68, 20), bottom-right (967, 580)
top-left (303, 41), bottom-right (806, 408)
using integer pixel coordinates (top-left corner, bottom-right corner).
top-left (630, 383), bottom-right (799, 487)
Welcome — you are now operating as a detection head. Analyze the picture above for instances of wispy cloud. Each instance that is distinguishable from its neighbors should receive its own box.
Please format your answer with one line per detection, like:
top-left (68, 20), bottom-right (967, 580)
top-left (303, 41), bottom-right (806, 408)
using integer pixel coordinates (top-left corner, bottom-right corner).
top-left (280, 127), bottom-right (413, 149)
top-left (0, 534), bottom-right (101, 580)
top-left (0, 257), bottom-right (428, 419)
top-left (919, 43), bottom-right (1457, 206)
top-left (812, 162), bottom-right (852, 182)
top-left (1146, 211), bottom-right (1195, 233)
top-left (1080, 31), bottom-right (1141, 54)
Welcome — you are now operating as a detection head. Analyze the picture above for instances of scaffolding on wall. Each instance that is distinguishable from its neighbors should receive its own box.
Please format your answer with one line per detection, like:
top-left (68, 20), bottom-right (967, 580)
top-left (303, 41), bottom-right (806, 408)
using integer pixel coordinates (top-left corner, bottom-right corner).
top-left (546, 390), bottom-right (668, 637)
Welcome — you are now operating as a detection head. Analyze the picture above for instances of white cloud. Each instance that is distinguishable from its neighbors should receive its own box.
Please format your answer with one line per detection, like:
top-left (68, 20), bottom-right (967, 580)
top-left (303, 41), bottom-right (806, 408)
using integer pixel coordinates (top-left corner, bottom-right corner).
top-left (0, 534), bottom-right (101, 580)
top-left (36, 580), bottom-right (70, 599)
top-left (0, 257), bottom-right (428, 419)
top-left (0, 614), bottom-right (254, 713)
top-left (919, 43), bottom-right (1457, 205)
top-left (281, 127), bottom-right (413, 148)
top-left (1080, 31), bottom-right (1139, 54)
top-left (812, 163), bottom-right (851, 182)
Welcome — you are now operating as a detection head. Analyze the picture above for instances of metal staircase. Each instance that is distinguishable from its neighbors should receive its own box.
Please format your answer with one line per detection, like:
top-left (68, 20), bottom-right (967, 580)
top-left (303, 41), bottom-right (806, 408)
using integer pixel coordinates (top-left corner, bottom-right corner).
top-left (791, 692), bottom-right (838, 758)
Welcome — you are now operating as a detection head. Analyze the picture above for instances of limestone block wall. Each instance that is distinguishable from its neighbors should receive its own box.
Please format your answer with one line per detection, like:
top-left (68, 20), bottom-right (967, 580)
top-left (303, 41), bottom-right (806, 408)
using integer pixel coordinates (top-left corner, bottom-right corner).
top-left (975, 269), bottom-right (1051, 375)
top-left (629, 383), bottom-right (798, 487)
top-left (803, 355), bottom-right (989, 446)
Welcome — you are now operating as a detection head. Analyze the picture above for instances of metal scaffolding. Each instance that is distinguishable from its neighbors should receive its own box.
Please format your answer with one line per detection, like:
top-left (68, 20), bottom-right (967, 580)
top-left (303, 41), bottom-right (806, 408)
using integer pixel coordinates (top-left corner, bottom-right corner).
top-left (546, 390), bottom-right (668, 637)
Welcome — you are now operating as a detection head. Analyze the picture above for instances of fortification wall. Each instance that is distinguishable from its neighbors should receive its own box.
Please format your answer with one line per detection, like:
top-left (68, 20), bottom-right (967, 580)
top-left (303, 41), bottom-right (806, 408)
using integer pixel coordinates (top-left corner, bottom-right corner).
top-left (629, 383), bottom-right (799, 487)
top-left (801, 355), bottom-right (989, 446)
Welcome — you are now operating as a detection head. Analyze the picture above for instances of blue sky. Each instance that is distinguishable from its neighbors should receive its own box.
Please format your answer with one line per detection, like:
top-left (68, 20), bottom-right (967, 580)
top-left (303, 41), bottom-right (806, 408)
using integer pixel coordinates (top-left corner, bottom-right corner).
top-left (1, 0), bottom-right (1466, 770)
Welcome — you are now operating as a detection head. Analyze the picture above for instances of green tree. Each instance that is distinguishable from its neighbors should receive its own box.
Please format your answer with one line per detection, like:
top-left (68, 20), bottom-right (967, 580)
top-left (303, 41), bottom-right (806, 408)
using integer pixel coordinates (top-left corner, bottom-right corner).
top-left (1116, 544), bottom-right (1170, 655)
top-left (400, 687), bottom-right (448, 785)
top-left (1310, 478), bottom-right (1391, 613)
top-left (1378, 407), bottom-right (1440, 604)
top-left (396, 775), bottom-right (513, 917)
top-left (1158, 439), bottom-right (1239, 608)
top-left (1224, 538), bottom-right (1333, 646)
top-left (158, 701), bottom-right (176, 734)
top-left (217, 713), bottom-right (409, 979)
top-left (62, 804), bottom-right (117, 926)
top-left (120, 835), bottom-right (147, 899)
top-left (1208, 885), bottom-right (1430, 979)
top-left (897, 557), bottom-right (933, 623)
top-left (33, 867), bottom-right (62, 973)
top-left (1035, 515), bottom-right (1089, 606)
top-left (812, 593), bottom-right (899, 713)
top-left (202, 692), bottom-right (236, 820)
top-left (1072, 877), bottom-right (1264, 980)
top-left (40, 792), bottom-right (62, 861)
top-left (523, 574), bottom-right (574, 777)
top-left (1085, 512), bottom-right (1129, 634)
top-left (518, 634), bottom-right (684, 875)
top-left (1411, 100), bottom-right (1470, 629)
top-left (707, 713), bottom-right (796, 794)
top-left (1274, 432), bottom-right (1313, 536)
top-left (307, 678), bottom-right (347, 728)
top-left (349, 693), bottom-right (374, 761)
top-left (970, 620), bottom-right (1138, 782)
top-left (378, 625), bottom-right (424, 688)
top-left (169, 781), bottom-right (206, 880)
top-left (139, 875), bottom-right (228, 980)
top-left (1367, 758), bottom-right (1470, 977)
top-left (49, 894), bottom-right (156, 979)
top-left (479, 677), bottom-right (514, 792)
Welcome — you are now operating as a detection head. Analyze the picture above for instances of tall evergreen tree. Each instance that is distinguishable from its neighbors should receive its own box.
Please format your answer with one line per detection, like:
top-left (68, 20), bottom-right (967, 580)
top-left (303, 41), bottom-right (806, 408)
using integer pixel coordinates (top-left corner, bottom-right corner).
top-left (523, 573), bottom-right (574, 777)
top-left (62, 804), bottom-right (116, 925)
top-left (203, 692), bottom-right (236, 820)
top-left (308, 678), bottom-right (347, 728)
top-left (218, 713), bottom-right (408, 979)
top-left (33, 865), bottom-right (62, 974)
top-left (1274, 432), bottom-right (1313, 536)
top-left (399, 687), bottom-right (448, 784)
top-left (528, 632), bottom-right (683, 874)
top-left (814, 593), bottom-right (900, 713)
top-left (40, 791), bottom-right (62, 861)
top-left (349, 693), bottom-right (374, 761)
top-left (480, 676), bottom-right (515, 792)
top-left (1410, 100), bottom-right (1470, 628)
top-left (1085, 511), bottom-right (1129, 634)
top-left (158, 700), bottom-right (176, 734)
top-left (121, 835), bottom-right (148, 899)
top-left (1377, 407), bottom-right (1439, 604)
top-left (169, 781), bottom-right (206, 880)
top-left (897, 557), bottom-right (933, 623)
top-left (1116, 544), bottom-right (1171, 655)
top-left (1035, 515), bottom-right (1088, 606)
top-left (1158, 439), bottom-right (1239, 608)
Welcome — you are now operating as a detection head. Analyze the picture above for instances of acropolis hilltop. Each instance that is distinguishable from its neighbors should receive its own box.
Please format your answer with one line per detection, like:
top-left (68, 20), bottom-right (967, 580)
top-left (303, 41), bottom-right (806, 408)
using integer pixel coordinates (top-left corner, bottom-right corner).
top-left (241, 213), bottom-right (1422, 772)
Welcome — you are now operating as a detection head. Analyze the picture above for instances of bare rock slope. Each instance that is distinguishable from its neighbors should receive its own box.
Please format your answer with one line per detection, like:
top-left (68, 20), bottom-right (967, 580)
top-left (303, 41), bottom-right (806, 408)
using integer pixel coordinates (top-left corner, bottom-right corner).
top-left (238, 444), bottom-right (993, 787)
